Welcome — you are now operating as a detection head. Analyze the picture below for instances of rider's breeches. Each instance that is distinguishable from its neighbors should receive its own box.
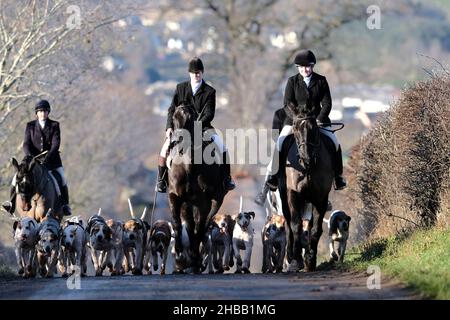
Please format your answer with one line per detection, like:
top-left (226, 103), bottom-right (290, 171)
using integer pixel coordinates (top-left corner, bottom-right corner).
top-left (159, 133), bottom-right (227, 160)
top-left (11, 166), bottom-right (67, 186)
top-left (266, 125), bottom-right (340, 175)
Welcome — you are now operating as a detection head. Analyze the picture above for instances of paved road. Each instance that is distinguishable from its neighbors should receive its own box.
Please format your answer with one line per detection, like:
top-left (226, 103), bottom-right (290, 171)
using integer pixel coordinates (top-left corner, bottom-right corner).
top-left (0, 270), bottom-right (418, 300)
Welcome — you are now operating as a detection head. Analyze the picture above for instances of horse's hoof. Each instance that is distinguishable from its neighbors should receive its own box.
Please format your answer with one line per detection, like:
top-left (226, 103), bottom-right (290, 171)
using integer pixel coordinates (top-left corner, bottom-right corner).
top-left (276, 267), bottom-right (283, 273)
top-left (132, 268), bottom-right (143, 276)
top-left (173, 269), bottom-right (185, 275)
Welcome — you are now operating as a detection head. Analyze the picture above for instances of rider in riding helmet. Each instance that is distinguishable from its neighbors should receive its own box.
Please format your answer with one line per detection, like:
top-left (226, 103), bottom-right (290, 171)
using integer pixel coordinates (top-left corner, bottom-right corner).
top-left (156, 57), bottom-right (236, 193)
top-left (255, 49), bottom-right (346, 206)
top-left (2, 100), bottom-right (72, 216)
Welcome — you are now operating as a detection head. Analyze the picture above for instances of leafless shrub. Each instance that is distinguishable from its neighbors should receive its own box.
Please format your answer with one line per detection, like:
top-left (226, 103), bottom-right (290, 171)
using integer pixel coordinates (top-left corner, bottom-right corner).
top-left (353, 74), bottom-right (450, 238)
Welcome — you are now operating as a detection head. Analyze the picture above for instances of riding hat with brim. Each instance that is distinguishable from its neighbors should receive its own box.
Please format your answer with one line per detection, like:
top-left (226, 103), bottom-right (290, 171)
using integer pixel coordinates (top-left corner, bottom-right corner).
top-left (294, 49), bottom-right (316, 66)
top-left (188, 57), bottom-right (204, 73)
top-left (35, 100), bottom-right (51, 113)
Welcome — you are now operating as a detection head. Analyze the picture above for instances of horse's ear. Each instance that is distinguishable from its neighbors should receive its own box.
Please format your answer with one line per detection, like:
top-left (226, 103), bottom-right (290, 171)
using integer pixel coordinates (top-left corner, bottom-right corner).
top-left (287, 102), bottom-right (301, 117)
top-left (11, 158), bottom-right (19, 171)
top-left (28, 158), bottom-right (36, 172)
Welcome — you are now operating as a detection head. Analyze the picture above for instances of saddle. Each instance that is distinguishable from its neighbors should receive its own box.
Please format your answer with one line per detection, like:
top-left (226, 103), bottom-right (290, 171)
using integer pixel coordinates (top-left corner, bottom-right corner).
top-left (166, 134), bottom-right (217, 170)
top-left (282, 132), bottom-right (336, 172)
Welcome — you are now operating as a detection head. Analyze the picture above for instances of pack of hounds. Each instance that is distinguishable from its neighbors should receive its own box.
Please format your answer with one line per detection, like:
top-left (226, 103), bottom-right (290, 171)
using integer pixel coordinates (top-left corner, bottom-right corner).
top-left (9, 195), bottom-right (350, 278)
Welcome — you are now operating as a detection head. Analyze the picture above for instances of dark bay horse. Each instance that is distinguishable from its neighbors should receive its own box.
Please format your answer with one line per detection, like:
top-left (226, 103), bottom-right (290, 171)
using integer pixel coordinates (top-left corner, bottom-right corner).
top-left (279, 103), bottom-right (335, 271)
top-left (11, 157), bottom-right (63, 223)
top-left (167, 104), bottom-right (228, 273)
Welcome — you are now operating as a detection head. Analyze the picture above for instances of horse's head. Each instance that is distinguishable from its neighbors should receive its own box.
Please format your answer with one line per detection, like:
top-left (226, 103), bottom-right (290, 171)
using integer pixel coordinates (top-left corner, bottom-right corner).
top-left (173, 103), bottom-right (197, 133)
top-left (12, 157), bottom-right (37, 211)
top-left (288, 102), bottom-right (320, 171)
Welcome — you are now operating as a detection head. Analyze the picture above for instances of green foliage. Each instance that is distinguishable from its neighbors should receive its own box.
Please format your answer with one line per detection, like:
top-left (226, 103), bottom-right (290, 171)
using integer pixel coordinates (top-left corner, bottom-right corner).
top-left (345, 227), bottom-right (450, 299)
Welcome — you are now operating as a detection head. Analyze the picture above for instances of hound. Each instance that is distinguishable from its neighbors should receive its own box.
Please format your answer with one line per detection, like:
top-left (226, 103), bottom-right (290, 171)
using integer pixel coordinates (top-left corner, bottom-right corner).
top-left (323, 210), bottom-right (351, 262)
top-left (144, 220), bottom-right (172, 275)
top-left (58, 216), bottom-right (88, 278)
top-left (122, 199), bottom-right (149, 275)
top-left (13, 216), bottom-right (39, 278)
top-left (87, 208), bottom-right (114, 276)
top-left (36, 216), bottom-right (61, 278)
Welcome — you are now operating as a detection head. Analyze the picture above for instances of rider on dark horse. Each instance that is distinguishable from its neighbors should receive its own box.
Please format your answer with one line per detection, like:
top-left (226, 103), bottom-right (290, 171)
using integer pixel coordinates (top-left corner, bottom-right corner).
top-left (255, 49), bottom-right (346, 205)
top-left (2, 100), bottom-right (72, 216)
top-left (157, 57), bottom-right (235, 193)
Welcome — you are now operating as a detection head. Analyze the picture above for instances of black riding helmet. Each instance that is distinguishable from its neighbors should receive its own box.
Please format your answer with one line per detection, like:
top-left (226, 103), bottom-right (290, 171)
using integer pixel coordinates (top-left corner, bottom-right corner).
top-left (188, 57), bottom-right (204, 73)
top-left (35, 99), bottom-right (51, 114)
top-left (294, 49), bottom-right (316, 66)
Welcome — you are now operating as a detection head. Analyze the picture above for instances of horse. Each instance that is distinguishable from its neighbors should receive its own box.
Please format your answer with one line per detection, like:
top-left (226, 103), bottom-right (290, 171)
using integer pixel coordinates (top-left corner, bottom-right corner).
top-left (167, 103), bottom-right (228, 273)
top-left (11, 157), bottom-right (63, 223)
top-left (278, 103), bottom-right (335, 272)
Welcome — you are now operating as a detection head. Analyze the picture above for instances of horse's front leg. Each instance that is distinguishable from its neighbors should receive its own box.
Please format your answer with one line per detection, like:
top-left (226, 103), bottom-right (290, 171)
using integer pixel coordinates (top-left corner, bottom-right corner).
top-left (205, 199), bottom-right (223, 232)
top-left (168, 194), bottom-right (183, 255)
top-left (287, 190), bottom-right (303, 272)
top-left (305, 199), bottom-right (327, 271)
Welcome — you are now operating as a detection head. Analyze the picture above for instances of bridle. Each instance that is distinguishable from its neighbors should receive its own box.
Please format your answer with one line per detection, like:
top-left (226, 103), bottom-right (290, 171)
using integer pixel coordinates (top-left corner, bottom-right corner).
top-left (293, 115), bottom-right (320, 168)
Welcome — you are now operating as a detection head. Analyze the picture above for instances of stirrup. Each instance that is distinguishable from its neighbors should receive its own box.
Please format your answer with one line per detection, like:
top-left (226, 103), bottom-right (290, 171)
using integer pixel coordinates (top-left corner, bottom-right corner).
top-left (157, 180), bottom-right (167, 193)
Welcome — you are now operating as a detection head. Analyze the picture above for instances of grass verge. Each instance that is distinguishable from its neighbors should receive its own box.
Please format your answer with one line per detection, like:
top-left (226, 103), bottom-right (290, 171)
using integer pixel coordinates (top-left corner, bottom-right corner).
top-left (342, 227), bottom-right (450, 299)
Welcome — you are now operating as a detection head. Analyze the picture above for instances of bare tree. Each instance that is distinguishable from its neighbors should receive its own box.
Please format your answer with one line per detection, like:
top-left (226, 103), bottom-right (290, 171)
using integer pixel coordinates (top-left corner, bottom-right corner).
top-left (164, 0), bottom-right (368, 126)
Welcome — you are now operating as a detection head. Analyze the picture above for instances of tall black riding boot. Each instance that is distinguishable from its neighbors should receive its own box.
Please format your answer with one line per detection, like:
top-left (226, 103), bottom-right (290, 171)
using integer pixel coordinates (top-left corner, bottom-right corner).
top-left (157, 165), bottom-right (168, 193)
top-left (222, 151), bottom-right (235, 191)
top-left (334, 146), bottom-right (347, 190)
top-left (61, 185), bottom-right (72, 216)
top-left (2, 186), bottom-right (16, 214)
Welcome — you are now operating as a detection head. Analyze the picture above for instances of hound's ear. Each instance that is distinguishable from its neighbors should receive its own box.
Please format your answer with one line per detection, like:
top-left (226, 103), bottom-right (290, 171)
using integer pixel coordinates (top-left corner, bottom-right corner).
top-left (248, 212), bottom-right (255, 219)
top-left (13, 221), bottom-right (19, 231)
top-left (347, 216), bottom-right (351, 222)
top-left (11, 158), bottom-right (19, 171)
